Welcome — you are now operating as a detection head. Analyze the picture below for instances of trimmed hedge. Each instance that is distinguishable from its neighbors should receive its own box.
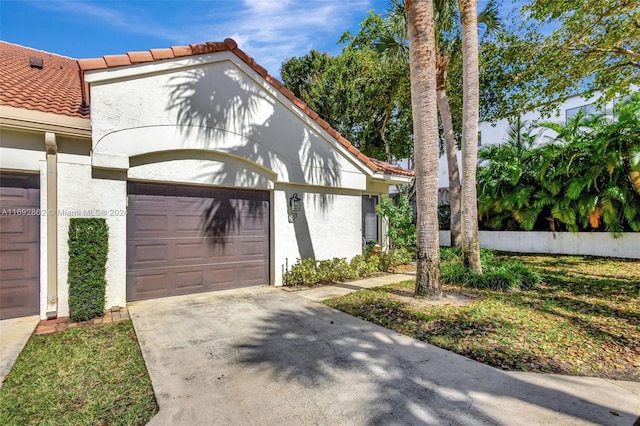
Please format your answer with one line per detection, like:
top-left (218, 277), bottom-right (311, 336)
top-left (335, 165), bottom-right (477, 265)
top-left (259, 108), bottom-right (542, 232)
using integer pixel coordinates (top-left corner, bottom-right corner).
top-left (283, 255), bottom-right (382, 287)
top-left (68, 218), bottom-right (109, 322)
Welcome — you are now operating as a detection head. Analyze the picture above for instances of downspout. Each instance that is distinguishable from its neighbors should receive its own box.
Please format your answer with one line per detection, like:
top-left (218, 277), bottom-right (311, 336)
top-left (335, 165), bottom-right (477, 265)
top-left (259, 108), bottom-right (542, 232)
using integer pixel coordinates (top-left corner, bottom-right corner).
top-left (45, 132), bottom-right (58, 319)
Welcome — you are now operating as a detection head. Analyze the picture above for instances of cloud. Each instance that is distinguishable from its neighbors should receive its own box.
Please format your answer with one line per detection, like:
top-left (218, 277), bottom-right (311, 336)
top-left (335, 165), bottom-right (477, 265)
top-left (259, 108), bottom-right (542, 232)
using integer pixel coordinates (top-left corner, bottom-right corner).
top-left (29, 0), bottom-right (372, 75)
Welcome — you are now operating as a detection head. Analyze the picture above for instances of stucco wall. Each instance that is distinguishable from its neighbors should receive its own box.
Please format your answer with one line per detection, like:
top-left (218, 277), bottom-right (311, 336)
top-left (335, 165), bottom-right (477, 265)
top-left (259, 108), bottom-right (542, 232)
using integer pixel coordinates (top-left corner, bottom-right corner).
top-left (439, 230), bottom-right (639, 259)
top-left (273, 186), bottom-right (362, 285)
top-left (56, 160), bottom-right (127, 317)
top-left (88, 55), bottom-right (367, 190)
top-left (0, 128), bottom-right (45, 172)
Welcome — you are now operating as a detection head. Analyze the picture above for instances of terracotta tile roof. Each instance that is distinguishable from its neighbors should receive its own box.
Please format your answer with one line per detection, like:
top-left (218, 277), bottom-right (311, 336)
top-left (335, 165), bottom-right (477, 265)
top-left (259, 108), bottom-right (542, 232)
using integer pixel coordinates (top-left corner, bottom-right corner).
top-left (0, 41), bottom-right (89, 118)
top-left (78, 39), bottom-right (414, 178)
top-left (368, 158), bottom-right (414, 177)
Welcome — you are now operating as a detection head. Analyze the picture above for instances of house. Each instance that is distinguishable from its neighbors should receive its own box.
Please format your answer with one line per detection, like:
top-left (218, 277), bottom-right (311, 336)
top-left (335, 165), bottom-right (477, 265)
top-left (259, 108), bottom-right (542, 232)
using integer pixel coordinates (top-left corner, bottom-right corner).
top-left (437, 90), bottom-right (637, 191)
top-left (0, 39), bottom-right (412, 320)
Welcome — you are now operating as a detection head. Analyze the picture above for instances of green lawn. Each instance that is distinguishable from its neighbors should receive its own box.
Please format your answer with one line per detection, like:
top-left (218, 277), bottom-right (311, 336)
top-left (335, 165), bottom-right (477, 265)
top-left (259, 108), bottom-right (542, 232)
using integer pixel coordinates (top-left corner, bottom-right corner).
top-left (326, 254), bottom-right (640, 381)
top-left (0, 321), bottom-right (157, 425)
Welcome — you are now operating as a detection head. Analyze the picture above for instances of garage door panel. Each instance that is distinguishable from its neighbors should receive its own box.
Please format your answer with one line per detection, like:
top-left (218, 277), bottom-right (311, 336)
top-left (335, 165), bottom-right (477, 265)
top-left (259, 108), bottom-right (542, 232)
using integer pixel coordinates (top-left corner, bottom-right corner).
top-left (129, 242), bottom-right (170, 266)
top-left (175, 241), bottom-right (207, 262)
top-left (126, 272), bottom-right (169, 301)
top-left (0, 278), bottom-right (39, 318)
top-left (0, 173), bottom-right (40, 319)
top-left (0, 245), bottom-right (39, 280)
top-left (127, 182), bottom-right (269, 301)
top-left (0, 215), bottom-right (39, 243)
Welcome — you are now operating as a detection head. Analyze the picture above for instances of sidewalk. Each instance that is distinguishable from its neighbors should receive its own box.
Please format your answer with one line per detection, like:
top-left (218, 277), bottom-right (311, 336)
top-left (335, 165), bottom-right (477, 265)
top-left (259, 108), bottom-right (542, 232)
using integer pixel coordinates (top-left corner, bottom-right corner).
top-left (0, 315), bottom-right (39, 387)
top-left (286, 272), bottom-right (414, 301)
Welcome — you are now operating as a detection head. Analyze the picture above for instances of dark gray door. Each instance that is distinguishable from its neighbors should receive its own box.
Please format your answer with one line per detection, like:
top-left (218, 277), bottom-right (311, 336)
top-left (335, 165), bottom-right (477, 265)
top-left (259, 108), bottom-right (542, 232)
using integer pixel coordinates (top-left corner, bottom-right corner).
top-left (0, 173), bottom-right (40, 319)
top-left (126, 182), bottom-right (269, 301)
top-left (362, 195), bottom-right (379, 243)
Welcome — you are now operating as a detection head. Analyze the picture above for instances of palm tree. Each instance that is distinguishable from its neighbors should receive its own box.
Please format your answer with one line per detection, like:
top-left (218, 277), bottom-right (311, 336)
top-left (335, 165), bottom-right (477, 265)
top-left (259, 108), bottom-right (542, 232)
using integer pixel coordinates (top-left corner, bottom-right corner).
top-left (458, 0), bottom-right (482, 272)
top-left (380, 0), bottom-right (499, 248)
top-left (405, 0), bottom-right (442, 297)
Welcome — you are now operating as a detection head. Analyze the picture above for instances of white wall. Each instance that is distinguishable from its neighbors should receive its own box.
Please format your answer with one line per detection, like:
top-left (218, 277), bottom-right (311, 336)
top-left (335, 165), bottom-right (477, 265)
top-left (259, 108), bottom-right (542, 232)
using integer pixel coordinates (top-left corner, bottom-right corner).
top-left (273, 185), bottom-right (363, 285)
top-left (56, 161), bottom-right (127, 317)
top-left (88, 55), bottom-right (367, 191)
top-left (0, 128), bottom-right (45, 172)
top-left (439, 230), bottom-right (640, 259)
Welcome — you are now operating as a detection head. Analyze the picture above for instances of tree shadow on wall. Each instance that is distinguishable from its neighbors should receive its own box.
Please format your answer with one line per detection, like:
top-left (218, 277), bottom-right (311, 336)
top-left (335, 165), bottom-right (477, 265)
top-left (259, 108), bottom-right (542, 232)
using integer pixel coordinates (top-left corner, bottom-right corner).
top-left (166, 65), bottom-right (342, 259)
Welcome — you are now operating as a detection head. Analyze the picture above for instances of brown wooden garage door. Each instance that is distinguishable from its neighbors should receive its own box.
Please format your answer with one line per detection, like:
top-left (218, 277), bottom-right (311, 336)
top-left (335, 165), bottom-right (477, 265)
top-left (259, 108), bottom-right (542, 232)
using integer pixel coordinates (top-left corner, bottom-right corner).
top-left (127, 182), bottom-right (269, 301)
top-left (0, 173), bottom-right (40, 319)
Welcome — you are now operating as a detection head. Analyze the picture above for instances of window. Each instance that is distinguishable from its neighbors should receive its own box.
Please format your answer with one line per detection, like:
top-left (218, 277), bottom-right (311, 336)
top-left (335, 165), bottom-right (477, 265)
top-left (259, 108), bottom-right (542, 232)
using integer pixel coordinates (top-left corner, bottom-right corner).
top-left (565, 102), bottom-right (603, 122)
top-left (362, 195), bottom-right (379, 243)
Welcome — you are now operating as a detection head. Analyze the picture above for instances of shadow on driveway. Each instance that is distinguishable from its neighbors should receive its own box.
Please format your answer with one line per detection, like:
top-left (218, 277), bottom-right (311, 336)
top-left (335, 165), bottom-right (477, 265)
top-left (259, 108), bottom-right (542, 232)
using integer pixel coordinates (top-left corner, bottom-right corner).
top-left (128, 287), bottom-right (640, 425)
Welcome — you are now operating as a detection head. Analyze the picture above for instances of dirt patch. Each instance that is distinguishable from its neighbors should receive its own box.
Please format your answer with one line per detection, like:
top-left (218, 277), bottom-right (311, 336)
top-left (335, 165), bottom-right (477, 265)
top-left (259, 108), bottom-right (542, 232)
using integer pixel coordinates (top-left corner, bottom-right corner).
top-left (384, 286), bottom-right (481, 308)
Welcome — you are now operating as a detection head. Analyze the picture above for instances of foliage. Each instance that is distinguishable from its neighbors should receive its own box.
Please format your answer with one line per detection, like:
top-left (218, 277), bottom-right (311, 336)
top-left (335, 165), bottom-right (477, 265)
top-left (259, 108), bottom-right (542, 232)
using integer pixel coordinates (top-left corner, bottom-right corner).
top-left (438, 204), bottom-right (451, 229)
top-left (477, 95), bottom-right (640, 235)
top-left (375, 194), bottom-right (416, 272)
top-left (318, 258), bottom-right (359, 282)
top-left (376, 194), bottom-right (416, 248)
top-left (440, 248), bottom-right (540, 291)
top-left (0, 321), bottom-right (158, 425)
top-left (67, 218), bottom-right (108, 322)
top-left (481, 0), bottom-right (639, 119)
top-left (283, 255), bottom-right (381, 287)
top-left (326, 253), bottom-right (640, 380)
top-left (281, 13), bottom-right (413, 161)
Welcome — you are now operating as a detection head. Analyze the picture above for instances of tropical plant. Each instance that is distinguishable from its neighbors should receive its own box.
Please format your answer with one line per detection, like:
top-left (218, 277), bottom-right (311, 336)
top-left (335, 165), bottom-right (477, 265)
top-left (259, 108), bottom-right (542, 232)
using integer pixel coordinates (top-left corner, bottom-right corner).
top-left (477, 95), bottom-right (640, 235)
top-left (376, 194), bottom-right (416, 271)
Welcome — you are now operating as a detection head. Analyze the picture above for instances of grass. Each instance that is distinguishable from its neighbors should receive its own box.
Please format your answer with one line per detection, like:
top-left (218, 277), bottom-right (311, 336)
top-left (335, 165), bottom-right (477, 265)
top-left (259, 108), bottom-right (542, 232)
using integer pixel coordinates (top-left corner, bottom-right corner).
top-left (0, 321), bottom-right (157, 425)
top-left (326, 253), bottom-right (640, 381)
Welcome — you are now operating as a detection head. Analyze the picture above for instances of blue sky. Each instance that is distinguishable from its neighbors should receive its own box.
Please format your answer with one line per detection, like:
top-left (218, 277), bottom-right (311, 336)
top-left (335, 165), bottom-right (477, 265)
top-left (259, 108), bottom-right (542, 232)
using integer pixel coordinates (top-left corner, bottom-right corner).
top-left (1, 0), bottom-right (521, 76)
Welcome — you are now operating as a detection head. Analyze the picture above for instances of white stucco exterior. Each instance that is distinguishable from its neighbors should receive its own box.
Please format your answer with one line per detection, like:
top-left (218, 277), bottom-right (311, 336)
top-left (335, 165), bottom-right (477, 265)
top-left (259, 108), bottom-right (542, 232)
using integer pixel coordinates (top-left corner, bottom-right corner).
top-left (1, 48), bottom-right (409, 319)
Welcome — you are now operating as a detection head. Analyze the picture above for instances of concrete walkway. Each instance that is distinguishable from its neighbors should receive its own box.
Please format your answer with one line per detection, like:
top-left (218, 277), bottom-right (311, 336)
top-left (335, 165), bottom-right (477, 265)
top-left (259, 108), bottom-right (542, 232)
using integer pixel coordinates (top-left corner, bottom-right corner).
top-left (129, 286), bottom-right (640, 425)
top-left (290, 272), bottom-right (414, 302)
top-left (0, 315), bottom-right (39, 387)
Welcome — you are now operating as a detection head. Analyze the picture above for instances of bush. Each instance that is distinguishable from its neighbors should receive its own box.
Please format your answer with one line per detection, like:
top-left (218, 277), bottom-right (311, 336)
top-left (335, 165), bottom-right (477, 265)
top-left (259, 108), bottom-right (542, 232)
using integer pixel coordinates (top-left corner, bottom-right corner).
top-left (438, 204), bottom-right (451, 230)
top-left (68, 218), bottom-right (108, 322)
top-left (440, 247), bottom-right (461, 262)
top-left (441, 262), bottom-right (474, 285)
top-left (283, 254), bottom-right (382, 286)
top-left (318, 258), bottom-right (358, 282)
top-left (350, 255), bottom-right (380, 277)
top-left (283, 258), bottom-right (319, 286)
top-left (440, 248), bottom-right (541, 291)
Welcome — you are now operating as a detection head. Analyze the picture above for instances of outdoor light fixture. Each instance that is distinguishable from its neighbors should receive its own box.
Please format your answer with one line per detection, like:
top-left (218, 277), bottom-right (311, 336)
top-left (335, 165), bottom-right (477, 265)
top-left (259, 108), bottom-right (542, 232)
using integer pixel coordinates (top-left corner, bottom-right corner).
top-left (288, 193), bottom-right (302, 223)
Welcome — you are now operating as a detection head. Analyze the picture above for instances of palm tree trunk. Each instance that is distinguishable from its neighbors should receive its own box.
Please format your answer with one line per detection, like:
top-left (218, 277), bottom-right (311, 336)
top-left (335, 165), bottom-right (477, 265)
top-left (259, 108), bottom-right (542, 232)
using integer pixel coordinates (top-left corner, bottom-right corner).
top-left (436, 54), bottom-right (462, 247)
top-left (405, 0), bottom-right (442, 298)
top-left (458, 0), bottom-right (482, 273)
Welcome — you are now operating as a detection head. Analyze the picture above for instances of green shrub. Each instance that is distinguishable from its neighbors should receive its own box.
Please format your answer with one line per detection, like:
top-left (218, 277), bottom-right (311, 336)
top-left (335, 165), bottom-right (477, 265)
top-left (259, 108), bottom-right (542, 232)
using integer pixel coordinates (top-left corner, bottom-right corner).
top-left (68, 218), bottom-right (108, 322)
top-left (283, 254), bottom-right (382, 286)
top-left (440, 251), bottom-right (541, 291)
top-left (479, 248), bottom-right (496, 264)
top-left (441, 263), bottom-right (475, 285)
top-left (283, 258), bottom-right (319, 286)
top-left (318, 258), bottom-right (358, 282)
top-left (438, 204), bottom-right (451, 230)
top-left (388, 247), bottom-right (414, 266)
top-left (440, 247), bottom-right (462, 263)
top-left (350, 255), bottom-right (381, 277)
top-left (475, 265), bottom-right (520, 291)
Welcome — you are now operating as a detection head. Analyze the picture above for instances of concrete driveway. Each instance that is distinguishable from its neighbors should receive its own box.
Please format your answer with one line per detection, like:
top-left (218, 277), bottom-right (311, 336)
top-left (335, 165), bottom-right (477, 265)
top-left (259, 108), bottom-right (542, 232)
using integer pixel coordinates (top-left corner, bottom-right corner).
top-left (128, 286), bottom-right (640, 425)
